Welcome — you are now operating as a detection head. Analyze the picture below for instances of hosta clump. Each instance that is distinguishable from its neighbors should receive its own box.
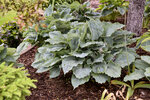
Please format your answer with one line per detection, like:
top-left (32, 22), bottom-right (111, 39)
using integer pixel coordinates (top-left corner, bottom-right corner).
top-left (0, 62), bottom-right (36, 100)
top-left (31, 19), bottom-right (136, 88)
top-left (17, 3), bottom-right (136, 88)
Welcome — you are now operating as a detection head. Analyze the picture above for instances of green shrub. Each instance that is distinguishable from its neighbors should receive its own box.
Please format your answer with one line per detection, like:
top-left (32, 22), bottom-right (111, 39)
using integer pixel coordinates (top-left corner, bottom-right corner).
top-left (0, 62), bottom-right (37, 100)
top-left (0, 0), bottom-right (49, 28)
top-left (96, 0), bottom-right (129, 21)
top-left (0, 22), bottom-right (22, 48)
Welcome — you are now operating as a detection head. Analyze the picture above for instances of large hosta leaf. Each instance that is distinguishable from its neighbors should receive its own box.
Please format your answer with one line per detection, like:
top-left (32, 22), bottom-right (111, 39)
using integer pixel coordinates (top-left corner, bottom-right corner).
top-left (115, 51), bottom-right (135, 68)
top-left (141, 56), bottom-right (150, 64)
top-left (47, 44), bottom-right (66, 52)
top-left (36, 67), bottom-right (50, 73)
top-left (105, 62), bottom-right (121, 78)
top-left (50, 66), bottom-right (60, 78)
top-left (92, 73), bottom-right (110, 84)
top-left (71, 75), bottom-right (90, 89)
top-left (102, 22), bottom-right (125, 37)
top-left (73, 65), bottom-right (91, 79)
top-left (42, 57), bottom-right (61, 67)
top-left (45, 31), bottom-right (66, 44)
top-left (134, 59), bottom-right (150, 70)
top-left (88, 19), bottom-right (104, 40)
top-left (68, 34), bottom-right (80, 52)
top-left (140, 37), bottom-right (150, 52)
top-left (0, 47), bottom-right (7, 61)
top-left (62, 56), bottom-right (84, 74)
top-left (31, 60), bottom-right (45, 69)
top-left (15, 42), bottom-right (31, 55)
top-left (80, 41), bottom-right (104, 48)
top-left (93, 54), bottom-right (104, 63)
top-left (92, 63), bottom-right (106, 73)
top-left (124, 70), bottom-right (145, 82)
top-left (71, 51), bottom-right (91, 58)
top-left (145, 67), bottom-right (150, 77)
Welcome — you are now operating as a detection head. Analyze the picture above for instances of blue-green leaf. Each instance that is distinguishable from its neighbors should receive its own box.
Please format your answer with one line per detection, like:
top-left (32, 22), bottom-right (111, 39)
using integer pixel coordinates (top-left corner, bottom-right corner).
top-left (73, 65), bottom-right (91, 79)
top-left (105, 62), bottom-right (121, 78)
top-left (88, 19), bottom-right (104, 40)
top-left (92, 73), bottom-right (110, 84)
top-left (124, 70), bottom-right (145, 82)
top-left (62, 56), bottom-right (84, 74)
top-left (71, 75), bottom-right (90, 89)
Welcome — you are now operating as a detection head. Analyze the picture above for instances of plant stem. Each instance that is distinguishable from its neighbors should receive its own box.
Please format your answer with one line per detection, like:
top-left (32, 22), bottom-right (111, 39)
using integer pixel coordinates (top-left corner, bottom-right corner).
top-left (131, 65), bottom-right (135, 88)
top-left (52, 0), bottom-right (55, 11)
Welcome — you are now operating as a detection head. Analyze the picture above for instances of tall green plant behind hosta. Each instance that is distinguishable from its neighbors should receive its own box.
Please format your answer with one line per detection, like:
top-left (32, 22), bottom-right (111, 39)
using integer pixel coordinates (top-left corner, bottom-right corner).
top-left (17, 2), bottom-right (138, 89)
top-left (143, 0), bottom-right (150, 28)
top-left (96, 0), bottom-right (129, 21)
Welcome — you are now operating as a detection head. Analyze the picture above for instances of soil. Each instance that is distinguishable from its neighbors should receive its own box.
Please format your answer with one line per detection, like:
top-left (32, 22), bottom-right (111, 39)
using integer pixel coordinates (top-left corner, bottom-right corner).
top-left (17, 47), bottom-right (150, 100)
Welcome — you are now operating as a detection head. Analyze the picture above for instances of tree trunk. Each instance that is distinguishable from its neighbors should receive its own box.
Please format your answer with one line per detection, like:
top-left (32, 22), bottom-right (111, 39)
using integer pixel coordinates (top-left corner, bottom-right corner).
top-left (126, 0), bottom-right (146, 36)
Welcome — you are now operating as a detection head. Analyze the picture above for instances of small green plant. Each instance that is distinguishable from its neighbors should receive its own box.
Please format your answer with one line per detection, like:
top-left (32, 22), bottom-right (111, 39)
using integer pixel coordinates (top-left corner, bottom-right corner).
top-left (0, 22), bottom-right (22, 47)
top-left (111, 65), bottom-right (150, 100)
top-left (96, 0), bottom-right (129, 21)
top-left (0, 62), bottom-right (37, 100)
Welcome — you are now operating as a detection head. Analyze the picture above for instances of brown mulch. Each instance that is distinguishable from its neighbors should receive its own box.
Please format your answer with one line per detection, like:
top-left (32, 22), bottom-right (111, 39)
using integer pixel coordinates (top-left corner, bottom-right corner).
top-left (17, 47), bottom-right (150, 100)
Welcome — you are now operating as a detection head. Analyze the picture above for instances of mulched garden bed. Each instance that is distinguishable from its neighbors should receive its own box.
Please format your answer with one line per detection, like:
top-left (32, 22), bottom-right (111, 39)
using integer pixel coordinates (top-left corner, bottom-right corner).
top-left (17, 46), bottom-right (150, 100)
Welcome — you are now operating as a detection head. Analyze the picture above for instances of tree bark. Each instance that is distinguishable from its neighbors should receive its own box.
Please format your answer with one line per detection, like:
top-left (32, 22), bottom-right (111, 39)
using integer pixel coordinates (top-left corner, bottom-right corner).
top-left (126, 0), bottom-right (146, 36)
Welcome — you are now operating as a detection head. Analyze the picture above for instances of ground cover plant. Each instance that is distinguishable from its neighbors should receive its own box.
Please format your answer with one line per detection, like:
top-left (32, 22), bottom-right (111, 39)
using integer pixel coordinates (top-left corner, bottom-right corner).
top-left (0, 62), bottom-right (37, 100)
top-left (0, 22), bottom-right (23, 48)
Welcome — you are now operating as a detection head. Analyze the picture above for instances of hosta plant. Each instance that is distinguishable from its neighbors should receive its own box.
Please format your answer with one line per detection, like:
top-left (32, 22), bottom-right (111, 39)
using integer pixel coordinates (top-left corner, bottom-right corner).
top-left (16, 3), bottom-right (138, 89)
top-left (0, 62), bottom-right (37, 100)
top-left (96, 0), bottom-right (129, 21)
top-left (0, 46), bottom-right (22, 66)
